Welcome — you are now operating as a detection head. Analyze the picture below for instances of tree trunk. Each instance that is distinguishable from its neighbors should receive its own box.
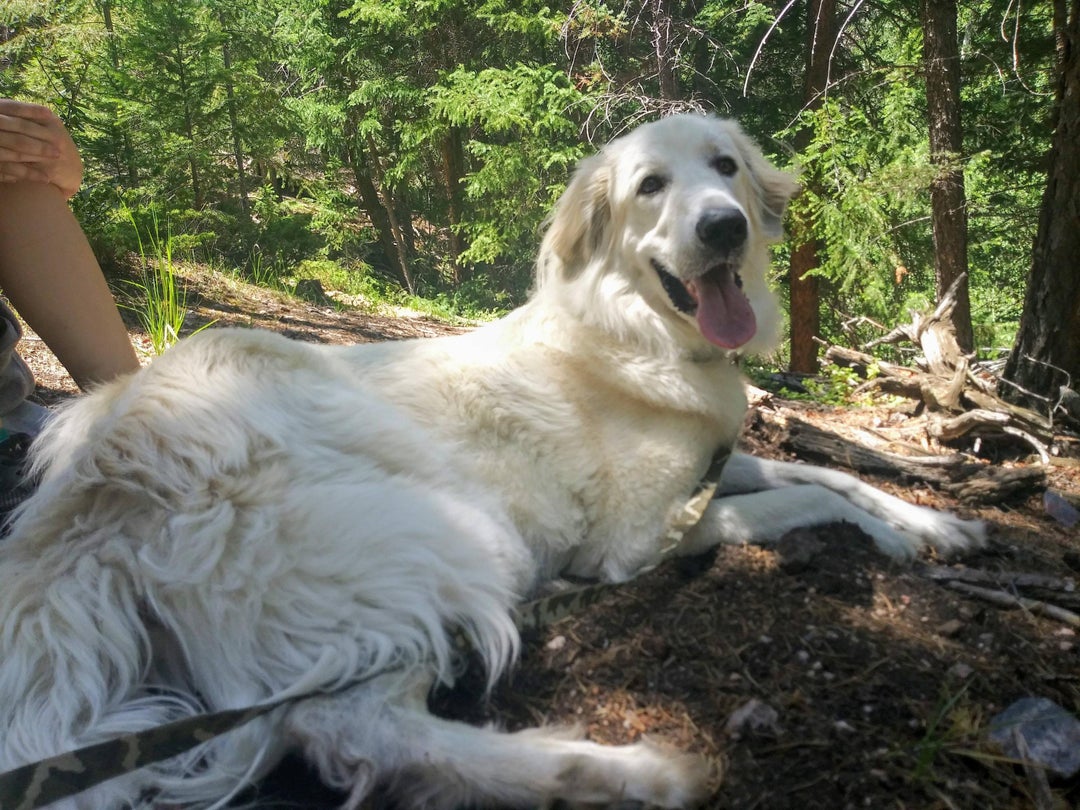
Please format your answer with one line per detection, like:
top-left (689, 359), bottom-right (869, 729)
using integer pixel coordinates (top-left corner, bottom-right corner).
top-left (787, 0), bottom-right (833, 374)
top-left (1001, 0), bottom-right (1080, 409)
top-left (346, 139), bottom-right (410, 291)
top-left (441, 127), bottom-right (467, 285)
top-left (366, 138), bottom-right (415, 295)
top-left (921, 0), bottom-right (974, 353)
top-left (220, 18), bottom-right (249, 219)
top-left (173, 39), bottom-right (202, 208)
top-left (351, 132), bottom-right (415, 295)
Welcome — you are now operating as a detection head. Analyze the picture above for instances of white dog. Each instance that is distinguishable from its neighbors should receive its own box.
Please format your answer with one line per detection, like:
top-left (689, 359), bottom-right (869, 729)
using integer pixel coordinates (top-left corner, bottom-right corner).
top-left (0, 115), bottom-right (984, 809)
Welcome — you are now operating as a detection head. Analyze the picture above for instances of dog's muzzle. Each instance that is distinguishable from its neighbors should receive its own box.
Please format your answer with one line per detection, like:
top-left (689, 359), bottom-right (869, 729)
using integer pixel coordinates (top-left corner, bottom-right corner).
top-left (651, 208), bottom-right (756, 350)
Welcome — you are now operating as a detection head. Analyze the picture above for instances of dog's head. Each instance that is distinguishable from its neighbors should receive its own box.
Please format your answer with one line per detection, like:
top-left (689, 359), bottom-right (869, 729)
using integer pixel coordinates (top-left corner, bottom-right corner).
top-left (538, 115), bottom-right (799, 357)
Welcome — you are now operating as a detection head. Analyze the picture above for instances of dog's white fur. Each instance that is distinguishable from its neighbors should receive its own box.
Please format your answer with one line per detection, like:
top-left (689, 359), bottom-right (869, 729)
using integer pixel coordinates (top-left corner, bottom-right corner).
top-left (0, 115), bottom-right (985, 809)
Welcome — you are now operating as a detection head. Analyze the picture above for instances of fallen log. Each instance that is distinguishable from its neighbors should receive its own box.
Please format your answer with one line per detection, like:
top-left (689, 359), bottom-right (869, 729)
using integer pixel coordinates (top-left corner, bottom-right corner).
top-left (780, 418), bottom-right (972, 486)
top-left (940, 465), bottom-right (1046, 504)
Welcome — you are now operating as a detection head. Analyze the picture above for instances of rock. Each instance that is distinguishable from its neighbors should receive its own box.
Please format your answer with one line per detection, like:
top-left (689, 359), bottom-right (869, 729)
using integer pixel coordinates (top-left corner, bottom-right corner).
top-left (545, 634), bottom-right (567, 652)
top-left (725, 698), bottom-right (781, 739)
top-left (935, 618), bottom-right (965, 637)
top-left (987, 697), bottom-right (1080, 778)
top-left (946, 662), bottom-right (974, 680)
top-left (775, 529), bottom-right (825, 573)
top-left (294, 278), bottom-right (331, 305)
top-left (1043, 489), bottom-right (1080, 528)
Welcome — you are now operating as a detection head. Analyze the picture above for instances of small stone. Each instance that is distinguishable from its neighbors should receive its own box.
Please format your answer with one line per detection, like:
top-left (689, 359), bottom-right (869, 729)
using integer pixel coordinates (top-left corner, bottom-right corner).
top-left (725, 698), bottom-right (781, 738)
top-left (936, 619), bottom-right (965, 637)
top-left (545, 634), bottom-right (567, 651)
top-left (1043, 490), bottom-right (1080, 527)
top-left (988, 697), bottom-right (1080, 778)
top-left (958, 604), bottom-right (981, 620)
top-left (947, 662), bottom-right (974, 680)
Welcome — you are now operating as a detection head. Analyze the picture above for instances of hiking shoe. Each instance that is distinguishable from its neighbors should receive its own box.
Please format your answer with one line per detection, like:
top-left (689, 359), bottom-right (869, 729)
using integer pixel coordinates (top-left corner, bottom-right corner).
top-left (0, 430), bottom-right (36, 531)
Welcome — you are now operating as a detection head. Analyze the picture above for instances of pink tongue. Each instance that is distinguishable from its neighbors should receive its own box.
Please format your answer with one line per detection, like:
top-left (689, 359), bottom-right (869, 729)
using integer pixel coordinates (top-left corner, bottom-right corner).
top-left (692, 271), bottom-right (757, 349)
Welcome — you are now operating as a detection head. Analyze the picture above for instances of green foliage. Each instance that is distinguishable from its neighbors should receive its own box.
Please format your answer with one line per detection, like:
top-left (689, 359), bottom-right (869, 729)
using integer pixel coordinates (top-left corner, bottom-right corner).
top-left (426, 64), bottom-right (588, 265)
top-left (118, 206), bottom-right (205, 355)
top-left (291, 259), bottom-right (375, 299)
top-left (911, 684), bottom-right (981, 785)
top-left (1, 0), bottom-right (1059, 354)
top-left (778, 363), bottom-right (891, 408)
top-left (784, 92), bottom-right (937, 326)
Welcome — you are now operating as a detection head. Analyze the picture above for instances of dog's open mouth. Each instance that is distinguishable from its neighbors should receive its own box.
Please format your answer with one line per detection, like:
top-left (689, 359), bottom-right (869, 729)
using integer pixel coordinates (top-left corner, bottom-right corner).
top-left (654, 260), bottom-right (699, 315)
top-left (652, 259), bottom-right (756, 350)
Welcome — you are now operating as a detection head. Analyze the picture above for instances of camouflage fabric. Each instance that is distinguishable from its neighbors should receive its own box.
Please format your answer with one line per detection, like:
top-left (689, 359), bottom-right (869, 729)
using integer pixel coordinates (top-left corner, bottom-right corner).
top-left (0, 450), bottom-right (730, 810)
top-left (0, 669), bottom-right (397, 810)
top-left (0, 700), bottom-right (294, 810)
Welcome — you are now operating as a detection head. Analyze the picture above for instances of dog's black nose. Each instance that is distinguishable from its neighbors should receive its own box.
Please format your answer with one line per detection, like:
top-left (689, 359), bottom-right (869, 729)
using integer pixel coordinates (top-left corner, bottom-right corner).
top-left (696, 208), bottom-right (747, 254)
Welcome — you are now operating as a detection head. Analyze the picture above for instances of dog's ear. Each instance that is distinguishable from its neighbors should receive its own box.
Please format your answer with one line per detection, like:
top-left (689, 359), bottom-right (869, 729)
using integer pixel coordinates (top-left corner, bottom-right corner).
top-left (542, 153), bottom-right (611, 275)
top-left (730, 129), bottom-right (801, 240)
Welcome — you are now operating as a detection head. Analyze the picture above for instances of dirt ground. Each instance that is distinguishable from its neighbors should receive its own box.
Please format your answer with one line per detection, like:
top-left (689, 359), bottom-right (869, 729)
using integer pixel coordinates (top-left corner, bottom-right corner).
top-left (16, 270), bottom-right (1080, 809)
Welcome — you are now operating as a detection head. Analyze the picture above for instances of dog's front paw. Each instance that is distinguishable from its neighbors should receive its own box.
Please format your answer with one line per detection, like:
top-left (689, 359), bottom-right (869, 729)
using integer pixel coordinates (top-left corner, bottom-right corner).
top-left (895, 504), bottom-right (987, 557)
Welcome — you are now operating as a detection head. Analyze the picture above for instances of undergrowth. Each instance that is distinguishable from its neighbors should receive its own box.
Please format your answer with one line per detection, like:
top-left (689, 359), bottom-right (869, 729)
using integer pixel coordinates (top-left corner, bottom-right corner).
top-left (120, 206), bottom-right (211, 355)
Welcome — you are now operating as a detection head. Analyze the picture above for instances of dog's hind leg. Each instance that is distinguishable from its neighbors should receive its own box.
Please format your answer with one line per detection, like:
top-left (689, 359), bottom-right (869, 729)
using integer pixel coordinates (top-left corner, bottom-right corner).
top-left (286, 672), bottom-right (714, 810)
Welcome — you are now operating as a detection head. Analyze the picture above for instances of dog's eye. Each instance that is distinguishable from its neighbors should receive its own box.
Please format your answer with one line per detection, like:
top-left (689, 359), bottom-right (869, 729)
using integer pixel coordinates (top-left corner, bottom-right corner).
top-left (711, 156), bottom-right (738, 177)
top-left (638, 175), bottom-right (667, 196)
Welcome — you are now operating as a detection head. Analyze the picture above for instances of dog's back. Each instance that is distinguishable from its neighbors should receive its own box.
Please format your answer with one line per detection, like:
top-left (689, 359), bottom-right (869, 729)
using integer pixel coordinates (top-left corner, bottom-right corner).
top-left (0, 327), bottom-right (532, 807)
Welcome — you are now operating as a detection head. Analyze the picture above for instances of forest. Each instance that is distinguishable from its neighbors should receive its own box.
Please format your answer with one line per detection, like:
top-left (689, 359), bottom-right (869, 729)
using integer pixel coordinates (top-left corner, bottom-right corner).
top-left (4, 5), bottom-right (1080, 809)
top-left (1, 0), bottom-right (1077, 406)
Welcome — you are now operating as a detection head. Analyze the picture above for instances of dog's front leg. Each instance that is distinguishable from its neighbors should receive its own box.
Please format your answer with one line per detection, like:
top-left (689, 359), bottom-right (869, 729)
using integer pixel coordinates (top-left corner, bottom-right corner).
top-left (679, 452), bottom-right (986, 560)
top-left (679, 484), bottom-right (920, 559)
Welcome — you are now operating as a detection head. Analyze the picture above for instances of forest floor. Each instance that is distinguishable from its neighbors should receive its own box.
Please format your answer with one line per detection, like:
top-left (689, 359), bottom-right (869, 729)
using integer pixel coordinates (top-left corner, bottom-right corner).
top-left (17, 265), bottom-right (1080, 810)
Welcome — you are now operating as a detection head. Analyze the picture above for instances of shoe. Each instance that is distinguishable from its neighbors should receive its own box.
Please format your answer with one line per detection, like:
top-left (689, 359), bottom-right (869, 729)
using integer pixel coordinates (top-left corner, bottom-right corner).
top-left (0, 430), bottom-right (36, 531)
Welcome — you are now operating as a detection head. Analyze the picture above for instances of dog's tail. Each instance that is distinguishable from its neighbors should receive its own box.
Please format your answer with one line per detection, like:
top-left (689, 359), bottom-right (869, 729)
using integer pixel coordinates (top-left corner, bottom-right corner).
top-left (0, 380), bottom-right (267, 808)
top-left (0, 521), bottom-right (195, 807)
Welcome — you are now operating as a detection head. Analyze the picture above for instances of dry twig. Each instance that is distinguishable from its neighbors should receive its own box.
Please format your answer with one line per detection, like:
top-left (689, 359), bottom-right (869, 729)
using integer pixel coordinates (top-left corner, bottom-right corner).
top-left (946, 581), bottom-right (1080, 628)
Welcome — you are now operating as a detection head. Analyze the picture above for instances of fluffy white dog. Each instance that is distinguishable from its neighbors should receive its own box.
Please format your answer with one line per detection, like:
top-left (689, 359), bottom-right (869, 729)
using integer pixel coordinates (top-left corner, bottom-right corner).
top-left (0, 115), bottom-right (985, 809)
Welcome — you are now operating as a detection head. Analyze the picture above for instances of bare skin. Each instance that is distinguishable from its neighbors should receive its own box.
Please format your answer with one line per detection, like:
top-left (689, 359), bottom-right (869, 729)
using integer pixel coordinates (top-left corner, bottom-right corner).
top-left (0, 100), bottom-right (138, 389)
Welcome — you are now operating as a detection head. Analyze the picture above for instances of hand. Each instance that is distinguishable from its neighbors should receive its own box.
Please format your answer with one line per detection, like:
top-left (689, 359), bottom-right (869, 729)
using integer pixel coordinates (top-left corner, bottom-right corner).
top-left (0, 99), bottom-right (83, 198)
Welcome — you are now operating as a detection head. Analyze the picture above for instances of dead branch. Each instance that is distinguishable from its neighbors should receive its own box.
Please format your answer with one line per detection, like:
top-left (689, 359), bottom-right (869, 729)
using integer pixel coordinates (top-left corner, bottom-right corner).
top-left (928, 409), bottom-right (1011, 441)
top-left (1000, 425), bottom-right (1052, 465)
top-left (816, 270), bottom-right (1075, 466)
top-left (946, 581), bottom-right (1080, 628)
top-left (919, 565), bottom-right (1079, 594)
